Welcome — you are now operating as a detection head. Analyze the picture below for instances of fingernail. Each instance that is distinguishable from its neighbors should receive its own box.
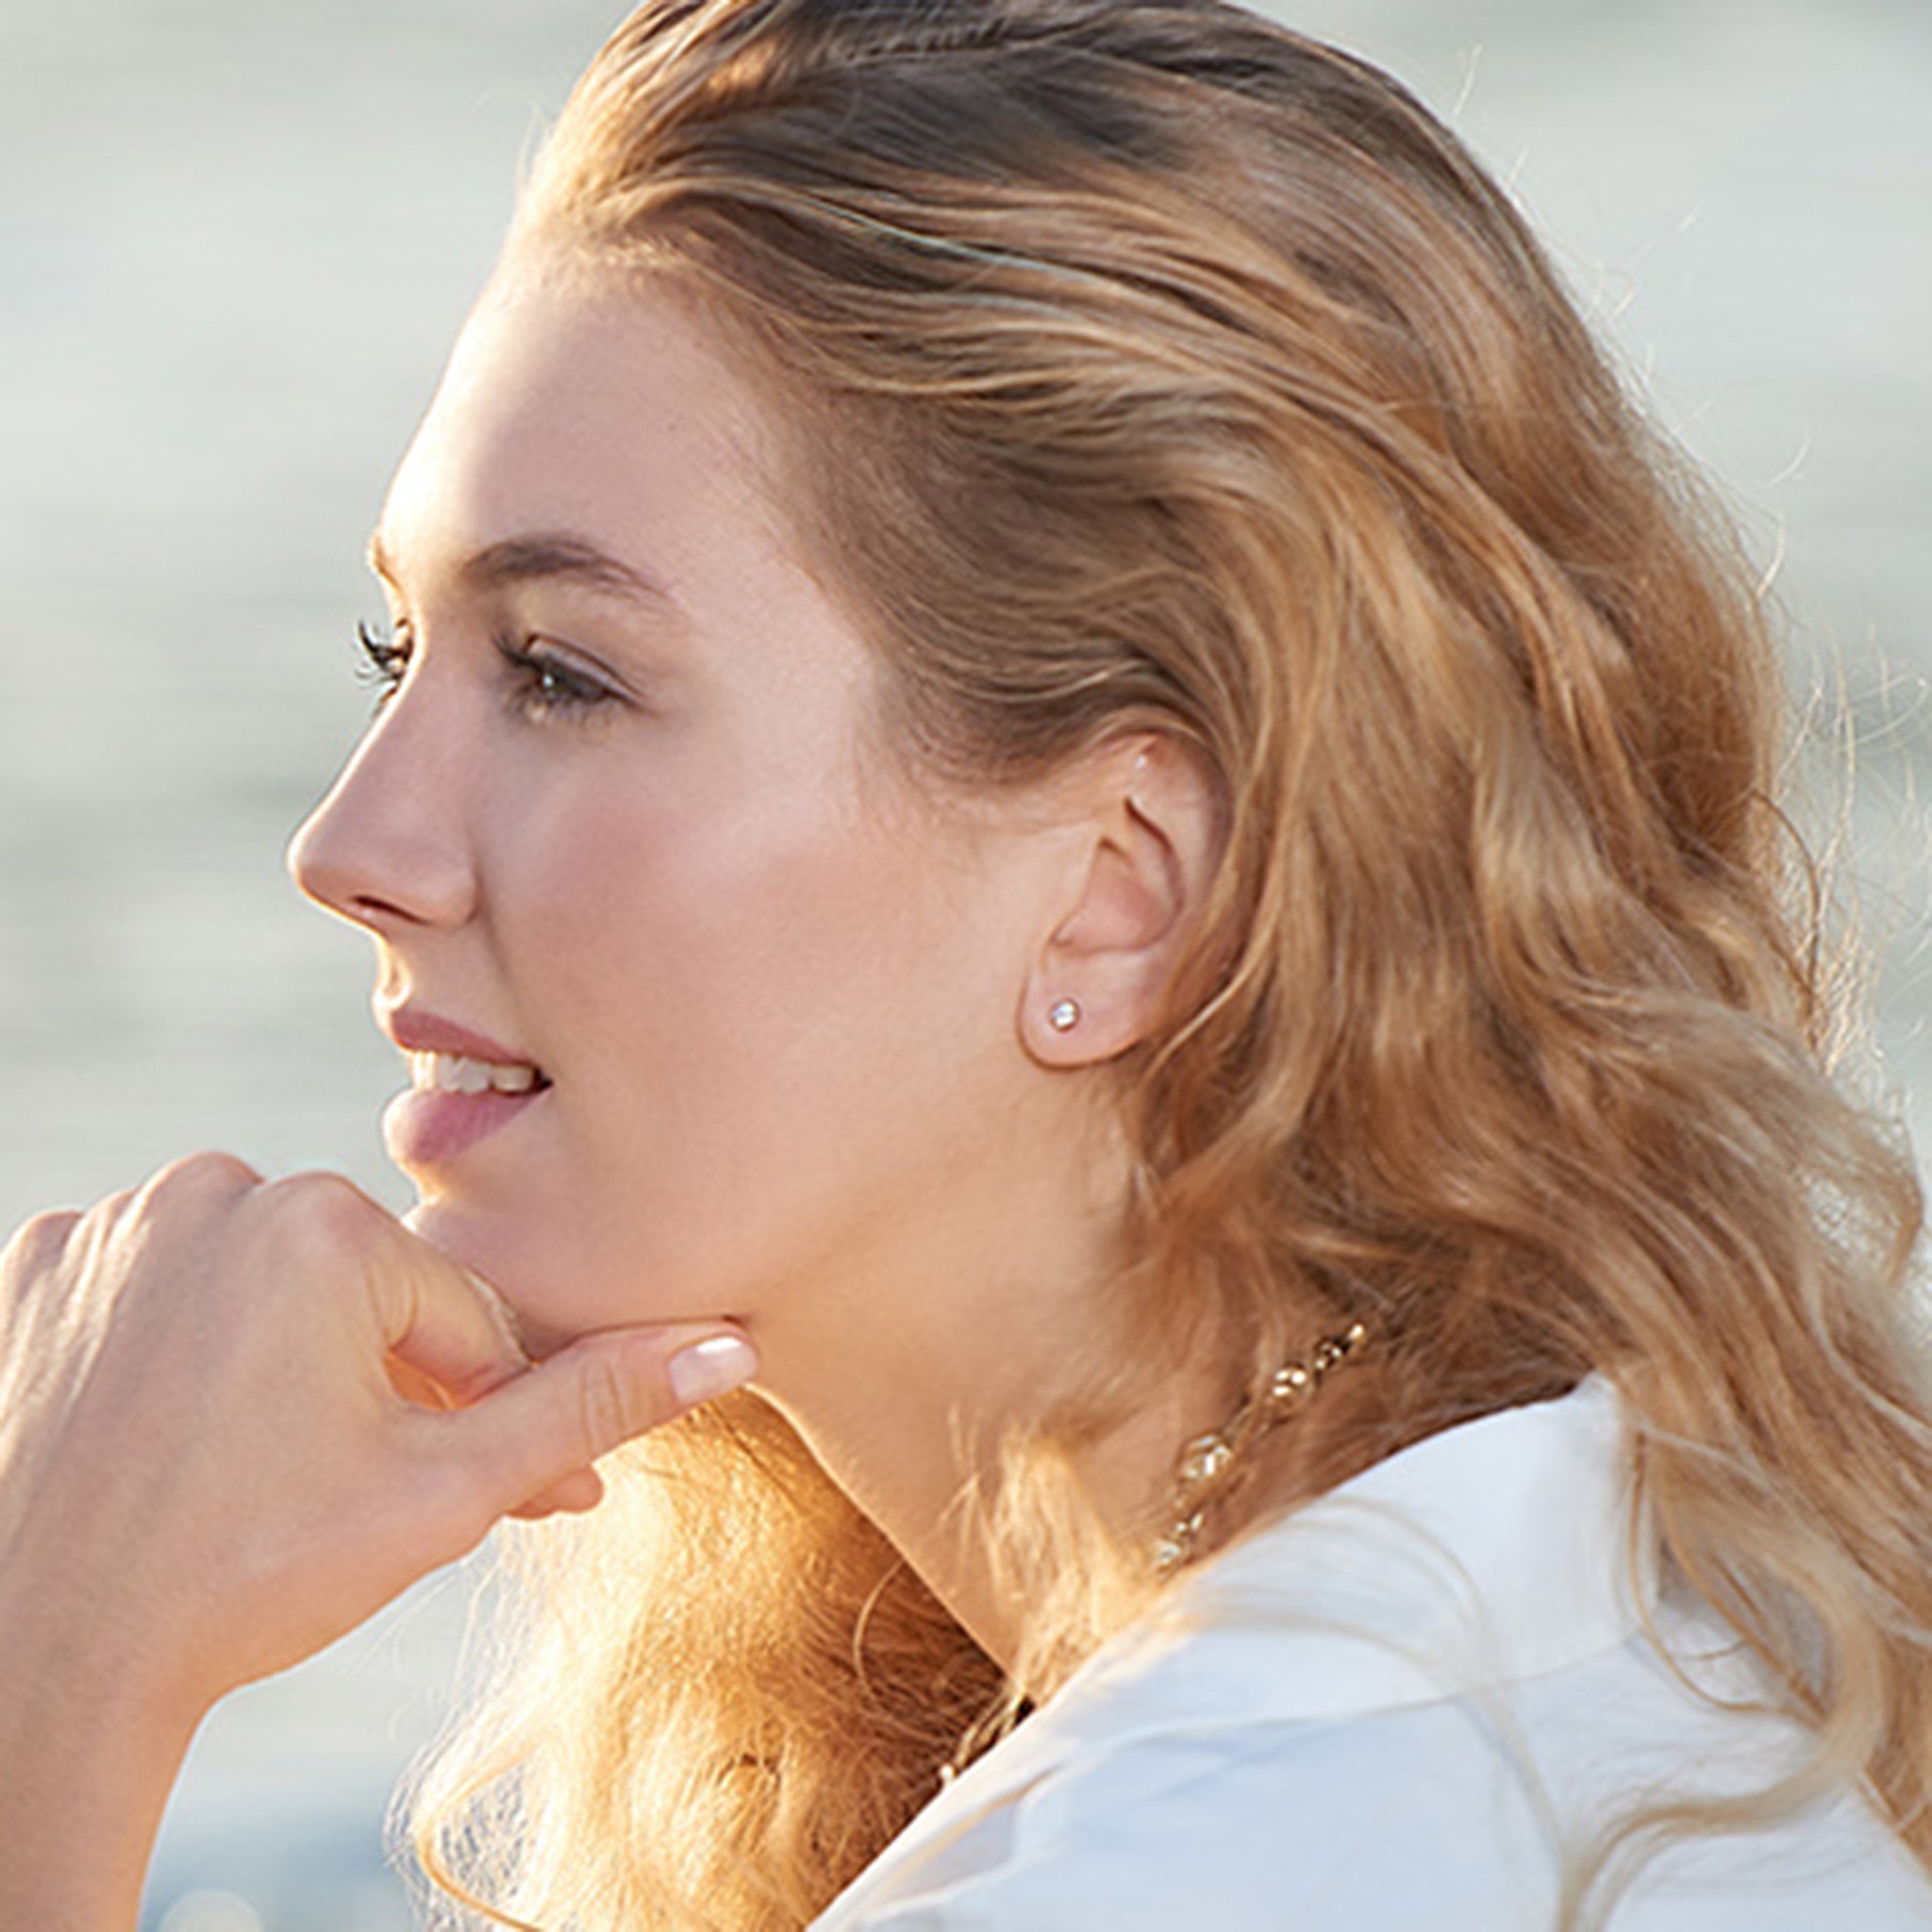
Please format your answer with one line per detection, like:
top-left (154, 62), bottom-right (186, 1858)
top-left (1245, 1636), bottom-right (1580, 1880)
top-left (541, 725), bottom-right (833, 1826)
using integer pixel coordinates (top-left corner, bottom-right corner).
top-left (464, 1268), bottom-right (531, 1368)
top-left (669, 1333), bottom-right (758, 1407)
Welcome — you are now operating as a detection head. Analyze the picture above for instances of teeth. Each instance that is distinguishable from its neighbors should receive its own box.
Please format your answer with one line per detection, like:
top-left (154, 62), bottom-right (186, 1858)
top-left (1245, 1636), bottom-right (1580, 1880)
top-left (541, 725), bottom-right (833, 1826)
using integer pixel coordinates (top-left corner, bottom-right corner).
top-left (408, 1051), bottom-right (541, 1096)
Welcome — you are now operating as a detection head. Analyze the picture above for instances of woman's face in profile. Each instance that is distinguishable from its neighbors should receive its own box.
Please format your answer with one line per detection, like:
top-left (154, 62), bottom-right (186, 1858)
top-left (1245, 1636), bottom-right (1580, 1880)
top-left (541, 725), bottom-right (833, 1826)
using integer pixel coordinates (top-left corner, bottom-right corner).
top-left (289, 261), bottom-right (1051, 1358)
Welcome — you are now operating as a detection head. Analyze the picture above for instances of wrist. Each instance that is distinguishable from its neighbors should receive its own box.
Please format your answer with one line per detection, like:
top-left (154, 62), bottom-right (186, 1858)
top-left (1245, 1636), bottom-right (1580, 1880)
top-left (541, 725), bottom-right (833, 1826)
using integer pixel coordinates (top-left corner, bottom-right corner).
top-left (0, 1572), bottom-right (208, 1928)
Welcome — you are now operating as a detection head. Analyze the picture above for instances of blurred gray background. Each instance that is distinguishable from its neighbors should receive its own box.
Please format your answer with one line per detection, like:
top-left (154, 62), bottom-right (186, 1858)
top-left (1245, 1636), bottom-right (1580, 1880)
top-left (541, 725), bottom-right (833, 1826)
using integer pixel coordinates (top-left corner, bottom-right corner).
top-left (1, 3), bottom-right (1925, 1928)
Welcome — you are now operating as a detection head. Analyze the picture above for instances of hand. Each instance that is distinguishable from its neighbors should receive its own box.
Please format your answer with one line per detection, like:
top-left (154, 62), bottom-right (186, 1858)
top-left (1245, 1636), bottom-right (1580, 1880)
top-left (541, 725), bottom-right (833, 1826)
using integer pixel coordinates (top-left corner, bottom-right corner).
top-left (0, 1152), bottom-right (757, 1723)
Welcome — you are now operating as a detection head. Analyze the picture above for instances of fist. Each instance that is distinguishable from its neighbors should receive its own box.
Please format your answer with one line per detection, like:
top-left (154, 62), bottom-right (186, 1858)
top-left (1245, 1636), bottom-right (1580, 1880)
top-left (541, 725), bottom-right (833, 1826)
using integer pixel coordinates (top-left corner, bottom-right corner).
top-left (0, 1155), bottom-right (756, 1720)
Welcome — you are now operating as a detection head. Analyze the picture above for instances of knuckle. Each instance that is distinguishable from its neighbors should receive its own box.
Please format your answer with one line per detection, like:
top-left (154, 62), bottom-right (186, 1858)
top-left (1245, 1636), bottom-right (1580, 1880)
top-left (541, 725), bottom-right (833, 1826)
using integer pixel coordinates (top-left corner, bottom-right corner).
top-left (141, 1150), bottom-right (262, 1210)
top-left (75, 1187), bottom-right (138, 1241)
top-left (255, 1169), bottom-right (376, 1248)
top-left (170, 1149), bottom-right (261, 1190)
top-left (1, 1207), bottom-right (81, 1276)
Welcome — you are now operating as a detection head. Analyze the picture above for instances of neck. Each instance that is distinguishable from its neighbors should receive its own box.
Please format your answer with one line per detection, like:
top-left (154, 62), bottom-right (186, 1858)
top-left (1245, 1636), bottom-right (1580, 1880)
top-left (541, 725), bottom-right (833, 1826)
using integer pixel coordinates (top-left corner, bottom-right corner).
top-left (736, 1061), bottom-right (1387, 1681)
top-left (747, 1203), bottom-right (1372, 1679)
top-left (744, 1092), bottom-right (1194, 1675)
top-left (751, 1305), bottom-right (1162, 1677)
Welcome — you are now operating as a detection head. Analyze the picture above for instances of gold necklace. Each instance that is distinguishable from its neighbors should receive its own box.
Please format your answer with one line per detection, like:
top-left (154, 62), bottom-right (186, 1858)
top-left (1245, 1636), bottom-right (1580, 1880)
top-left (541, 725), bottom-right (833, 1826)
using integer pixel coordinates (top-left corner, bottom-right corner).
top-left (933, 1321), bottom-right (1371, 1794)
top-left (1154, 1320), bottom-right (1370, 1574)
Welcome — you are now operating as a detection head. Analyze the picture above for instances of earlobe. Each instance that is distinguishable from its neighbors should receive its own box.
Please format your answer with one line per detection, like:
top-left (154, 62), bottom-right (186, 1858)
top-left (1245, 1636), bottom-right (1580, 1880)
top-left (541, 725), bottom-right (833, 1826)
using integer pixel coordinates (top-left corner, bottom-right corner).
top-left (1021, 735), bottom-right (1224, 1068)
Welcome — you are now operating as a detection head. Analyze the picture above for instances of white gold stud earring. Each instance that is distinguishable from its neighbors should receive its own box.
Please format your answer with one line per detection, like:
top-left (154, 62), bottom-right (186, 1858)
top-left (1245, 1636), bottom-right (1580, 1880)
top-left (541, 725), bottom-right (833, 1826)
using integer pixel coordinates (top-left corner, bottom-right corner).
top-left (1048, 998), bottom-right (1081, 1032)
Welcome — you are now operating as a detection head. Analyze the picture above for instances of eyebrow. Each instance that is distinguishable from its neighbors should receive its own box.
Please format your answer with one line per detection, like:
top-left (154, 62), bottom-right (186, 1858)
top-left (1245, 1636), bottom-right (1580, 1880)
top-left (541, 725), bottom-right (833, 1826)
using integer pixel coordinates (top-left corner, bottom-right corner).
top-left (365, 529), bottom-right (680, 616)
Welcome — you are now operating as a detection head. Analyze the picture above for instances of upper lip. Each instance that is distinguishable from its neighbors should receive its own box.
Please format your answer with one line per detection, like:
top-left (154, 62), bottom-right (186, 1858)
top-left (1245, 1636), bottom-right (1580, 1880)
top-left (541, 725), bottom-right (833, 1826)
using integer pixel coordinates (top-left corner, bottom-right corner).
top-left (380, 1006), bottom-right (543, 1070)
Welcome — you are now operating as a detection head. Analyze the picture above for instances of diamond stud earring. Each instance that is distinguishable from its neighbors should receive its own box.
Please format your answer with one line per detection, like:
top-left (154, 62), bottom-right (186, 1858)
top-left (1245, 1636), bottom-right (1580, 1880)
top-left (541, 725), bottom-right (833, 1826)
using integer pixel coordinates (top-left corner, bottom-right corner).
top-left (1048, 998), bottom-right (1081, 1032)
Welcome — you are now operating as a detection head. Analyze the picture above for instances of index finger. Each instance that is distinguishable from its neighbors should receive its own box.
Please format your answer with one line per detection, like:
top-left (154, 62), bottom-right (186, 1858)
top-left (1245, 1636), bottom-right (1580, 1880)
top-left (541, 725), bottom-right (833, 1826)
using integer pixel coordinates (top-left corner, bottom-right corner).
top-left (382, 1247), bottom-right (530, 1405)
top-left (253, 1173), bottom-right (530, 1405)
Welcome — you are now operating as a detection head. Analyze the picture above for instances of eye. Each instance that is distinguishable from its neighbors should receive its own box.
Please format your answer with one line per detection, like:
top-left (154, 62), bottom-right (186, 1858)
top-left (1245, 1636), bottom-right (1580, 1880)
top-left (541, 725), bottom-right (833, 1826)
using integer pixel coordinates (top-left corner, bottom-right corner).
top-left (356, 619), bottom-right (410, 705)
top-left (494, 635), bottom-right (622, 720)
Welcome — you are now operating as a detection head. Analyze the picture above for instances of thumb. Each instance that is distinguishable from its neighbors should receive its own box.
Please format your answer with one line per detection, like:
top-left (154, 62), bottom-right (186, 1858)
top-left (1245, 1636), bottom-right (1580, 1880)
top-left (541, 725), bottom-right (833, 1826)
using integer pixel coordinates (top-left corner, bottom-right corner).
top-left (423, 1323), bottom-right (758, 1521)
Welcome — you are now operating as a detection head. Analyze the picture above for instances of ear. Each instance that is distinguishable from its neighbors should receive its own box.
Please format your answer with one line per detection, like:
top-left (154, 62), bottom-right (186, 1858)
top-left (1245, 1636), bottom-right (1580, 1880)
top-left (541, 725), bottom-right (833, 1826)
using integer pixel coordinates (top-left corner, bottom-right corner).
top-left (1020, 734), bottom-right (1226, 1067)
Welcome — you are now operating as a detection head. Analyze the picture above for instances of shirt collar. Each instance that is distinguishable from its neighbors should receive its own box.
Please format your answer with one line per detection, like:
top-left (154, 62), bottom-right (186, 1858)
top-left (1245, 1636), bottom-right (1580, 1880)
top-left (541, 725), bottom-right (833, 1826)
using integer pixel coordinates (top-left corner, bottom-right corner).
top-left (838, 1376), bottom-right (1647, 1899)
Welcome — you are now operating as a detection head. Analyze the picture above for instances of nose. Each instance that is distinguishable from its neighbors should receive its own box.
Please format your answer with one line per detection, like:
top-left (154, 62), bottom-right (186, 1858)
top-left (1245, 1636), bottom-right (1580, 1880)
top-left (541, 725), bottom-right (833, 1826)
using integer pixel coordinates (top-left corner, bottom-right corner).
top-left (287, 685), bottom-right (478, 935)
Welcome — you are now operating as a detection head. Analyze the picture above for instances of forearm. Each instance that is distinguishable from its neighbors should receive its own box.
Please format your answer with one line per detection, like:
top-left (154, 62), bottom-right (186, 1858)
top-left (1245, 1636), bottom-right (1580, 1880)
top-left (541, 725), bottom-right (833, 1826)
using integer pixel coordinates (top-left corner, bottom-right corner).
top-left (0, 1587), bottom-right (203, 1931)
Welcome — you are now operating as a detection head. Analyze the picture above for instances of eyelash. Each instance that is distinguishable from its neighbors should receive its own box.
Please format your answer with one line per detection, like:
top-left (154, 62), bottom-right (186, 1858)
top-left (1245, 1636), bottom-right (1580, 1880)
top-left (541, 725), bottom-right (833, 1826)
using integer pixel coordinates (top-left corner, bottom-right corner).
top-left (354, 621), bottom-right (620, 720)
top-left (355, 620), bottom-right (409, 700)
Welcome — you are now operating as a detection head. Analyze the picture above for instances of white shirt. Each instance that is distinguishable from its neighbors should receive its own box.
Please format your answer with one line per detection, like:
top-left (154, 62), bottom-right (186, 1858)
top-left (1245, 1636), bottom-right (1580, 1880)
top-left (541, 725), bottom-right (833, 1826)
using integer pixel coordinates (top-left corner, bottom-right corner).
top-left (813, 1379), bottom-right (1932, 1929)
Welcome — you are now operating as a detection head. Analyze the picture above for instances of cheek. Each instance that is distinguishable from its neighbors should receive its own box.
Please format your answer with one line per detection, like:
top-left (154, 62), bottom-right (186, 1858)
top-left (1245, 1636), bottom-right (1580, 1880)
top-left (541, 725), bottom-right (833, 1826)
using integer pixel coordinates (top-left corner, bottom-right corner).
top-left (524, 751), bottom-right (925, 1051)
top-left (504, 757), bottom-right (1001, 1292)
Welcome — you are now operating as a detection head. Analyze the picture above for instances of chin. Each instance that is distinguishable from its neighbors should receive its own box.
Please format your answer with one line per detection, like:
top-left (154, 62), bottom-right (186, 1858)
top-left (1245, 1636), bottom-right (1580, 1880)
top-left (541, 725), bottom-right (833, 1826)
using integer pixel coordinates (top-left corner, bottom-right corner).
top-left (402, 1191), bottom-right (719, 1361)
top-left (403, 1193), bottom-right (590, 1357)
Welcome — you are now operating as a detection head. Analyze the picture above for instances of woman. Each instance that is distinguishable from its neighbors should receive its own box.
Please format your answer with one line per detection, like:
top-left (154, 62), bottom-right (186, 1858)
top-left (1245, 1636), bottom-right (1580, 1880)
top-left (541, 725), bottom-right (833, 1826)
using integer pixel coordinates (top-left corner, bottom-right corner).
top-left (3, 1), bottom-right (1928, 1926)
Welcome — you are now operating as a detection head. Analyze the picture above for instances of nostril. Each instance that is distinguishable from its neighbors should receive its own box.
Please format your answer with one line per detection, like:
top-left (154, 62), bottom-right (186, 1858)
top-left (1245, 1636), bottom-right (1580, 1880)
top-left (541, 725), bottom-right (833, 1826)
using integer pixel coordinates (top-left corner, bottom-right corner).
top-left (286, 814), bottom-right (378, 926)
top-left (287, 812), bottom-right (409, 931)
top-left (350, 889), bottom-right (431, 926)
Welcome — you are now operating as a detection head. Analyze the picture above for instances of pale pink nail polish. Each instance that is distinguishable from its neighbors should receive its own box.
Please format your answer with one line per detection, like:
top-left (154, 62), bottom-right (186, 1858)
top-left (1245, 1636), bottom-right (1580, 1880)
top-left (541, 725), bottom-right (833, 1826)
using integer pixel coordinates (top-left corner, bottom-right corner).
top-left (669, 1333), bottom-right (758, 1407)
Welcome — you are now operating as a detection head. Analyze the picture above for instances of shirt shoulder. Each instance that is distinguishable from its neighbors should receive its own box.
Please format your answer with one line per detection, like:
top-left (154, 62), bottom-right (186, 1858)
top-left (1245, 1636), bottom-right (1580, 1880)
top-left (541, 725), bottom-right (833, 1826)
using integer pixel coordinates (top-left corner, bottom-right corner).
top-left (837, 1703), bottom-right (1544, 1931)
top-left (811, 1384), bottom-right (1932, 1930)
top-left (830, 1678), bottom-right (1932, 1932)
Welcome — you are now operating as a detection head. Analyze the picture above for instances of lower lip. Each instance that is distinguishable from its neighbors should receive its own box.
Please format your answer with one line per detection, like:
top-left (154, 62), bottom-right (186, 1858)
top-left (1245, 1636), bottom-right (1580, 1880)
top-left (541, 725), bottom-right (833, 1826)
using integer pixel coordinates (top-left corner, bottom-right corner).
top-left (382, 1085), bottom-right (547, 1170)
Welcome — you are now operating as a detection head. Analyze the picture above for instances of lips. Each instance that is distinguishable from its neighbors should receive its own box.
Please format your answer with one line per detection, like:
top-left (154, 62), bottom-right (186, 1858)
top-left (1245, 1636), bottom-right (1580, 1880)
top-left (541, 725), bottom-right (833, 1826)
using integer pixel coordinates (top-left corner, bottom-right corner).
top-left (379, 1007), bottom-right (550, 1171)
top-left (382, 1007), bottom-right (545, 1070)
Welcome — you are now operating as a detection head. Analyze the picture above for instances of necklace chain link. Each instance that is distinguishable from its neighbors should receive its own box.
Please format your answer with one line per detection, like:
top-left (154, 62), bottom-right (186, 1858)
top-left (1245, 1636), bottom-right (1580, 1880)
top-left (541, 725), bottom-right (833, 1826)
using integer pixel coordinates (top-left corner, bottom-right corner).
top-left (1153, 1320), bottom-right (1370, 1574)
top-left (938, 1321), bottom-right (1371, 1792)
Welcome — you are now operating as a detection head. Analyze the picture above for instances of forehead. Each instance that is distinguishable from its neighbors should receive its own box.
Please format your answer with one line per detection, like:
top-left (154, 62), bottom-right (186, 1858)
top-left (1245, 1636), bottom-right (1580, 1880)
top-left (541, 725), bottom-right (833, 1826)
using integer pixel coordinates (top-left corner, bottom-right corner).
top-left (375, 258), bottom-right (798, 599)
top-left (371, 258), bottom-right (924, 807)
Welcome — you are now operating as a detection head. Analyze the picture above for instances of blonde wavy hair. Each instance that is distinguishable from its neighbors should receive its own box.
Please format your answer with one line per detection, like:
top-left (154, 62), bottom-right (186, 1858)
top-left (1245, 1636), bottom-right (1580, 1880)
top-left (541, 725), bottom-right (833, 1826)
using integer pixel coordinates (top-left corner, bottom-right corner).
top-left (405, 3), bottom-right (1930, 1926)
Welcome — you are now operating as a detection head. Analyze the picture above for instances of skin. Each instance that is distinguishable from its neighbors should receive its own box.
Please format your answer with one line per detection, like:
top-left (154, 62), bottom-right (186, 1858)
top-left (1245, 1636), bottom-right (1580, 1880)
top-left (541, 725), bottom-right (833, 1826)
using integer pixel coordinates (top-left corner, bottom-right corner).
top-left (0, 1158), bottom-right (757, 1925)
top-left (291, 255), bottom-right (1233, 1659)
top-left (0, 255), bottom-right (1234, 1924)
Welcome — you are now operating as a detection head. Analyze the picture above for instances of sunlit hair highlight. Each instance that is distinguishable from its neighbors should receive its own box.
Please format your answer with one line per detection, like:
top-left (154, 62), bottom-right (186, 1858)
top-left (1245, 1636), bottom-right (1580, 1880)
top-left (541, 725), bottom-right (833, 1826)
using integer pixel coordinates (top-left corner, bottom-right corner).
top-left (406, 4), bottom-right (1929, 1927)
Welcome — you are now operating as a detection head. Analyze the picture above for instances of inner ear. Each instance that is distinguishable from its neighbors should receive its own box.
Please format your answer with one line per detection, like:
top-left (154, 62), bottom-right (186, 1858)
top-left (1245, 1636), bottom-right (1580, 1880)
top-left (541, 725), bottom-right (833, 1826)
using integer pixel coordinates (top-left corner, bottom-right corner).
top-left (1021, 735), bottom-right (1224, 1066)
top-left (1053, 800), bottom-right (1184, 956)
